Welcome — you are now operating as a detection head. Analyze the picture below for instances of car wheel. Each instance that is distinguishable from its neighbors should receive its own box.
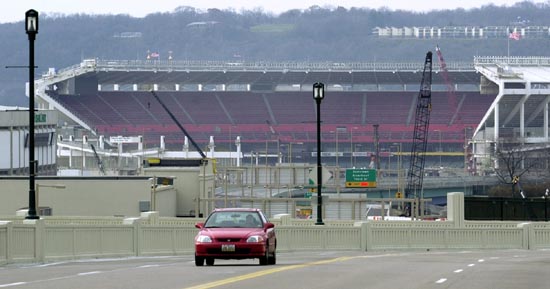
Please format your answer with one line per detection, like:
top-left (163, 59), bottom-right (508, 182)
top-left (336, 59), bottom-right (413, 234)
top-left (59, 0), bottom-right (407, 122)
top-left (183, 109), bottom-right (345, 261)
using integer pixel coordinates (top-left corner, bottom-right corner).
top-left (269, 241), bottom-right (277, 265)
top-left (205, 258), bottom-right (215, 266)
top-left (259, 245), bottom-right (269, 265)
top-left (195, 254), bottom-right (205, 266)
top-left (268, 250), bottom-right (276, 265)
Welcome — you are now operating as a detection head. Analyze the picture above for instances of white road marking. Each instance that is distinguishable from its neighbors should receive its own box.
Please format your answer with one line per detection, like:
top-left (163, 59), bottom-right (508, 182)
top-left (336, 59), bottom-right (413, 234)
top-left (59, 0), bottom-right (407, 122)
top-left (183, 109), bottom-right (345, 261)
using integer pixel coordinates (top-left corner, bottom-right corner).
top-left (138, 264), bottom-right (160, 268)
top-left (22, 262), bottom-right (67, 268)
top-left (436, 278), bottom-right (447, 284)
top-left (0, 282), bottom-right (27, 288)
top-left (468, 263), bottom-right (475, 267)
top-left (454, 269), bottom-right (463, 273)
top-left (478, 259), bottom-right (485, 263)
top-left (77, 271), bottom-right (101, 276)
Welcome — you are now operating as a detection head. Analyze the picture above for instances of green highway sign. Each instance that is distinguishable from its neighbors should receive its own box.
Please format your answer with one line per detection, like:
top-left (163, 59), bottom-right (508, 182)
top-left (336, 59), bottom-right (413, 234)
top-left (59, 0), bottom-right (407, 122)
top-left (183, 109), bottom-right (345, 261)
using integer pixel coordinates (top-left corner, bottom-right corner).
top-left (345, 169), bottom-right (377, 188)
top-left (35, 113), bottom-right (47, 123)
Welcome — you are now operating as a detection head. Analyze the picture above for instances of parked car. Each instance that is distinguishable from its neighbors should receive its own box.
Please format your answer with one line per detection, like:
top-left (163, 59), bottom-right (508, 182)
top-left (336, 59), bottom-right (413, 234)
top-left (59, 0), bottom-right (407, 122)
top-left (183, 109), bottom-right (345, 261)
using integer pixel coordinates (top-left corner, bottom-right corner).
top-left (194, 208), bottom-right (277, 266)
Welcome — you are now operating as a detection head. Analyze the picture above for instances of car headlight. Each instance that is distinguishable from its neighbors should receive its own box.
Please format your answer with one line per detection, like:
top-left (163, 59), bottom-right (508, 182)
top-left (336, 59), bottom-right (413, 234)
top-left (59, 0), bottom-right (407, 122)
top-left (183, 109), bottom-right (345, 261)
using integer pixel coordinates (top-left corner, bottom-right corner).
top-left (196, 235), bottom-right (213, 243)
top-left (246, 235), bottom-right (265, 243)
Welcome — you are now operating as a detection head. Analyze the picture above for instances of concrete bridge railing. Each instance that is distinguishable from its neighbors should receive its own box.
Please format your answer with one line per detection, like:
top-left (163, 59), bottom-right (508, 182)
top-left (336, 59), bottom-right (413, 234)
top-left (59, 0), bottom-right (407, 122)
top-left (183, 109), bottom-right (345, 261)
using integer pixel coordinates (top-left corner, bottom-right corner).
top-left (1, 193), bottom-right (550, 265)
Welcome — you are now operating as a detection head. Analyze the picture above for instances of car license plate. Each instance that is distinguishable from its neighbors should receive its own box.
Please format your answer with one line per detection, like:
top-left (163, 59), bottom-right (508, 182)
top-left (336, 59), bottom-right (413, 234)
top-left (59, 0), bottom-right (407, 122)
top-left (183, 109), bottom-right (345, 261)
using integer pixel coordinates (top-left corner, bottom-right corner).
top-left (221, 244), bottom-right (235, 252)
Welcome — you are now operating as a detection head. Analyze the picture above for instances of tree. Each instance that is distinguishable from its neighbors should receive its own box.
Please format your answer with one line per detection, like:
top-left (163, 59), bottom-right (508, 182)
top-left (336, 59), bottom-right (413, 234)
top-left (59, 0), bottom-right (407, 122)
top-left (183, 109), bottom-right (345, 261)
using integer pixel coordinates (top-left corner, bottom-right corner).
top-left (493, 141), bottom-right (548, 198)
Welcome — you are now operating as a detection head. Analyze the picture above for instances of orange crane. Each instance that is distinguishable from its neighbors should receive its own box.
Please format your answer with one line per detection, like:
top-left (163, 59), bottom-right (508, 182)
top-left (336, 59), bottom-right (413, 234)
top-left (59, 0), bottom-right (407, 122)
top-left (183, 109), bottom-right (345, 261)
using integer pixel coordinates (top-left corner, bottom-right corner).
top-left (435, 45), bottom-right (461, 126)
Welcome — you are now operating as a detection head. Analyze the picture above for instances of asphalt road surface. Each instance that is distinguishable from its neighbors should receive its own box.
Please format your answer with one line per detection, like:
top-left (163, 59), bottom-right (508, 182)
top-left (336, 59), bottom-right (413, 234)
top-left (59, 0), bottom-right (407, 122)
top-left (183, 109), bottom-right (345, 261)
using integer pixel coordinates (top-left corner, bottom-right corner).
top-left (1, 250), bottom-right (549, 289)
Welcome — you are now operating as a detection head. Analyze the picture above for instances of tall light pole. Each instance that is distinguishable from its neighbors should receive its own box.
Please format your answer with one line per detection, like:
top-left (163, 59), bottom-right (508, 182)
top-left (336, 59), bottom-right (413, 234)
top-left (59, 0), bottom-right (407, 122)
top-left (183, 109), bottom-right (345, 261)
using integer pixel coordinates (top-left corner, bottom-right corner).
top-left (434, 129), bottom-right (442, 168)
top-left (335, 130), bottom-right (339, 167)
top-left (229, 125), bottom-right (232, 166)
top-left (289, 142), bottom-right (303, 165)
top-left (350, 127), bottom-right (358, 167)
top-left (391, 143), bottom-right (403, 195)
top-left (354, 144), bottom-right (362, 167)
top-left (313, 82), bottom-right (324, 225)
top-left (25, 9), bottom-right (39, 220)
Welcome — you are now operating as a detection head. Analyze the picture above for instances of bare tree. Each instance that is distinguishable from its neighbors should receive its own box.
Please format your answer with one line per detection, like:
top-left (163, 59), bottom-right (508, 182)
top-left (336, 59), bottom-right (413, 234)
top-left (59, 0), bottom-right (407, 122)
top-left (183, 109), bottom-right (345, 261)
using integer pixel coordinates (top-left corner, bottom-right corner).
top-left (493, 143), bottom-right (547, 198)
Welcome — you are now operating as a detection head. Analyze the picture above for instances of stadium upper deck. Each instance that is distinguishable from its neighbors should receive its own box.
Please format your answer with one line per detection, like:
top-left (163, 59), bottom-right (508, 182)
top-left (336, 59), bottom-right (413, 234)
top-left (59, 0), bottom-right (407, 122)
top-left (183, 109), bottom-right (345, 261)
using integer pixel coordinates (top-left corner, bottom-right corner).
top-left (37, 59), bottom-right (492, 155)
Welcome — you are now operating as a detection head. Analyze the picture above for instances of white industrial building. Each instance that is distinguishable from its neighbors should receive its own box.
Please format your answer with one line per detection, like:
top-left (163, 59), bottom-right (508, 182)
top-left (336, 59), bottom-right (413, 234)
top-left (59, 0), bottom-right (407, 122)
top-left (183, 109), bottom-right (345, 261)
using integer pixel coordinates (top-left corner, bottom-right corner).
top-left (0, 107), bottom-right (58, 175)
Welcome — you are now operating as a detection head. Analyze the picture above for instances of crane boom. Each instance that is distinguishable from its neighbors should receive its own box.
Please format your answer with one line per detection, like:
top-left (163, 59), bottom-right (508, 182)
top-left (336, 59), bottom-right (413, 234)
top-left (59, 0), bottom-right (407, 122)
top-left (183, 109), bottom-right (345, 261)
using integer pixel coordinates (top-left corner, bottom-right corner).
top-left (90, 144), bottom-right (106, 175)
top-left (405, 51), bottom-right (433, 204)
top-left (435, 45), bottom-right (460, 125)
top-left (149, 90), bottom-right (206, 159)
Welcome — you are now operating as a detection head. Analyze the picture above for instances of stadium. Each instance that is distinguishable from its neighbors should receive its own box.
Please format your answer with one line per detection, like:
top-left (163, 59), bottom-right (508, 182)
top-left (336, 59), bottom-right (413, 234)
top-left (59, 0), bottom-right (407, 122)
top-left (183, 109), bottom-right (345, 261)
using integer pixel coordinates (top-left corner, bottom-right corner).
top-left (10, 53), bottom-right (543, 184)
top-left (32, 56), bottom-right (497, 174)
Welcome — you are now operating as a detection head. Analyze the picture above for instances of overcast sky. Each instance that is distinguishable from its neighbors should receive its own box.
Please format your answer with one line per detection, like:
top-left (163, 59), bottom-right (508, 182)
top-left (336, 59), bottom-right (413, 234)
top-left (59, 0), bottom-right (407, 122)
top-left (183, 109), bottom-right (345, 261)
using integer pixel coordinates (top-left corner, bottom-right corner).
top-left (1, 0), bottom-right (542, 23)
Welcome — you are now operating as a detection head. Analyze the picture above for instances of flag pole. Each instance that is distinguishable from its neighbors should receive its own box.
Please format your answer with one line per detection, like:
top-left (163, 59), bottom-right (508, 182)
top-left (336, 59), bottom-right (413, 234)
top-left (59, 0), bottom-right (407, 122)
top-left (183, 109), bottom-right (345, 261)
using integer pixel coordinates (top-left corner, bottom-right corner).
top-left (507, 27), bottom-right (510, 59)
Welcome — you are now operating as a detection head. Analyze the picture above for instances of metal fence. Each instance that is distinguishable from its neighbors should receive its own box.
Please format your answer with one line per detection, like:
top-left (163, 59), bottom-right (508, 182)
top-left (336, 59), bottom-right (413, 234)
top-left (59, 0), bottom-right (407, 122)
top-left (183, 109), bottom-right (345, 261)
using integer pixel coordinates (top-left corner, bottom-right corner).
top-left (93, 59), bottom-right (474, 73)
top-left (465, 197), bottom-right (550, 221)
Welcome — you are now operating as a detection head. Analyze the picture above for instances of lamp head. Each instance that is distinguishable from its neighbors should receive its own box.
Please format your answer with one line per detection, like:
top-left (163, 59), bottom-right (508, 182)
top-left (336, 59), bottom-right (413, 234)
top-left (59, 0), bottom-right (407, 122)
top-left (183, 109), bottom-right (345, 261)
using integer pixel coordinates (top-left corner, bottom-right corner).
top-left (313, 82), bottom-right (325, 100)
top-left (25, 9), bottom-right (39, 35)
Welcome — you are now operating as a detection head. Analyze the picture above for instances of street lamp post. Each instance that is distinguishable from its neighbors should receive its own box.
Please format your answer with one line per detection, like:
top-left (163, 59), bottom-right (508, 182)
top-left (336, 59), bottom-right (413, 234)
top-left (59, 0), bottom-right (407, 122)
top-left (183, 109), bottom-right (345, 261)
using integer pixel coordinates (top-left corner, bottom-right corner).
top-left (313, 82), bottom-right (324, 225)
top-left (25, 9), bottom-right (39, 220)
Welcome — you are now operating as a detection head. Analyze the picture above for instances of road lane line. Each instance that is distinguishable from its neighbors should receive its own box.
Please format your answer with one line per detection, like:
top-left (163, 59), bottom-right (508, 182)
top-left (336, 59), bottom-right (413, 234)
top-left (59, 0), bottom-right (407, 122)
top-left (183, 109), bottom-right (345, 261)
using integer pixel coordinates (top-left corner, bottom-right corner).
top-left (0, 282), bottom-right (27, 288)
top-left (77, 271), bottom-right (101, 276)
top-left (478, 259), bottom-right (485, 263)
top-left (436, 278), bottom-right (447, 284)
top-left (138, 264), bottom-right (160, 268)
top-left (183, 256), bottom-right (355, 289)
top-left (468, 264), bottom-right (475, 267)
top-left (454, 269), bottom-right (463, 273)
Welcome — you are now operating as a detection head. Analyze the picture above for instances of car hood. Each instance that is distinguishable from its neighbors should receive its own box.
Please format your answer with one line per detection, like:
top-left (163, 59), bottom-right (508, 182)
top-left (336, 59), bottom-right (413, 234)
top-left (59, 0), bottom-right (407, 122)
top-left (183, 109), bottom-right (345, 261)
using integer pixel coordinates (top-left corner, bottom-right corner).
top-left (201, 228), bottom-right (265, 239)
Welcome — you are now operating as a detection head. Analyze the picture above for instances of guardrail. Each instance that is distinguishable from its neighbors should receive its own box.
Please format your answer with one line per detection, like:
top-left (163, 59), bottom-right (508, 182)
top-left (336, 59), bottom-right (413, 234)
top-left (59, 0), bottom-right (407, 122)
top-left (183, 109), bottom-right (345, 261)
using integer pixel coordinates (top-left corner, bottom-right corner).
top-left (474, 56), bottom-right (550, 66)
top-left (2, 193), bottom-right (550, 265)
top-left (89, 59), bottom-right (474, 72)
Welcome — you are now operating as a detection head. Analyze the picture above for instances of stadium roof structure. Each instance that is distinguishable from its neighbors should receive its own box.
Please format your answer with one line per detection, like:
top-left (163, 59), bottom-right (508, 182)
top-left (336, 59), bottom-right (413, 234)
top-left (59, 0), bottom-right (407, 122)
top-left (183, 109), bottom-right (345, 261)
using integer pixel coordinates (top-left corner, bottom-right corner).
top-left (40, 59), bottom-right (478, 91)
top-left (473, 56), bottom-right (550, 144)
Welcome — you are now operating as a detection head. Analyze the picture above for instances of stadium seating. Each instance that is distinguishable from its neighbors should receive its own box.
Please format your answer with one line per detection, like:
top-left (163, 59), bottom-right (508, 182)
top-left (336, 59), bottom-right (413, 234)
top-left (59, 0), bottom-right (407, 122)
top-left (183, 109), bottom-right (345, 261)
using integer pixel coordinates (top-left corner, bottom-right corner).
top-left (50, 87), bottom-right (495, 149)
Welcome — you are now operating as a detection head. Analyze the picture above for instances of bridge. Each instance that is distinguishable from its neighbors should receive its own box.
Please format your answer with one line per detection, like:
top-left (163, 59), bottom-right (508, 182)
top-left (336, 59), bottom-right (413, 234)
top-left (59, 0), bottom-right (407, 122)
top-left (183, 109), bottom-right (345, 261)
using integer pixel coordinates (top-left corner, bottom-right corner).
top-left (1, 192), bottom-right (549, 265)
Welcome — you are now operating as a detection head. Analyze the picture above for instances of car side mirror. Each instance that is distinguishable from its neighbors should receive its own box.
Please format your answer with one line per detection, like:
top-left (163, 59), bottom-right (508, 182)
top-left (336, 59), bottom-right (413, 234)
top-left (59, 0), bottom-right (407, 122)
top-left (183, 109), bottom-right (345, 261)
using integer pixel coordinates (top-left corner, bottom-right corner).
top-left (264, 222), bottom-right (275, 230)
top-left (195, 222), bottom-right (204, 229)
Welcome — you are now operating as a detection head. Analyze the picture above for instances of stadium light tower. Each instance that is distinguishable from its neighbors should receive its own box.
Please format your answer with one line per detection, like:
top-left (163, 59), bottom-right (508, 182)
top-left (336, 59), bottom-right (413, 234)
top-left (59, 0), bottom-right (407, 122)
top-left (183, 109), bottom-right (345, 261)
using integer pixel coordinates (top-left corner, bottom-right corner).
top-left (25, 9), bottom-right (39, 220)
top-left (313, 82), bottom-right (325, 225)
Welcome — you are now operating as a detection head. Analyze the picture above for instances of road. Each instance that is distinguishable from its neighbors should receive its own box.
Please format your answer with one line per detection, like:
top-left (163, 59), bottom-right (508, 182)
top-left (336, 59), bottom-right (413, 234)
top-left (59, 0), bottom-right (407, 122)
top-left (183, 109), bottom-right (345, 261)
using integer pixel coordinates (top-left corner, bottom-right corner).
top-left (1, 250), bottom-right (548, 289)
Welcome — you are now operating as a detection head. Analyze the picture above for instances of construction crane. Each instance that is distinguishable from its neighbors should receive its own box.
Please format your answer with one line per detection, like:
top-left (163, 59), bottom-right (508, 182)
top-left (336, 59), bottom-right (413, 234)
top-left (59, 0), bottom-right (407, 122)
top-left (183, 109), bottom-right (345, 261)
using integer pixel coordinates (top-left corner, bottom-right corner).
top-left (435, 45), bottom-right (461, 126)
top-left (90, 144), bottom-right (106, 175)
top-left (149, 90), bottom-right (206, 159)
top-left (405, 51), bottom-right (433, 215)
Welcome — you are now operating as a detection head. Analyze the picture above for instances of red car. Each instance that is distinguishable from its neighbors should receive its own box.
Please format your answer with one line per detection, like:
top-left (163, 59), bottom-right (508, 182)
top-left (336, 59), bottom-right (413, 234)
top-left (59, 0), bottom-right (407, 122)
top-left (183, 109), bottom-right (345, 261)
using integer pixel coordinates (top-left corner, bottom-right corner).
top-left (194, 208), bottom-right (277, 266)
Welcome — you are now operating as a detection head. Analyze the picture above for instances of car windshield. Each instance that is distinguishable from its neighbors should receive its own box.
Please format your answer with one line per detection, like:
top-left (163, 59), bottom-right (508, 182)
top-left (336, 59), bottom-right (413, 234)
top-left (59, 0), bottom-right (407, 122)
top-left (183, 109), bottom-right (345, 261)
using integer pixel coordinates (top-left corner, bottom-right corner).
top-left (204, 211), bottom-right (262, 228)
